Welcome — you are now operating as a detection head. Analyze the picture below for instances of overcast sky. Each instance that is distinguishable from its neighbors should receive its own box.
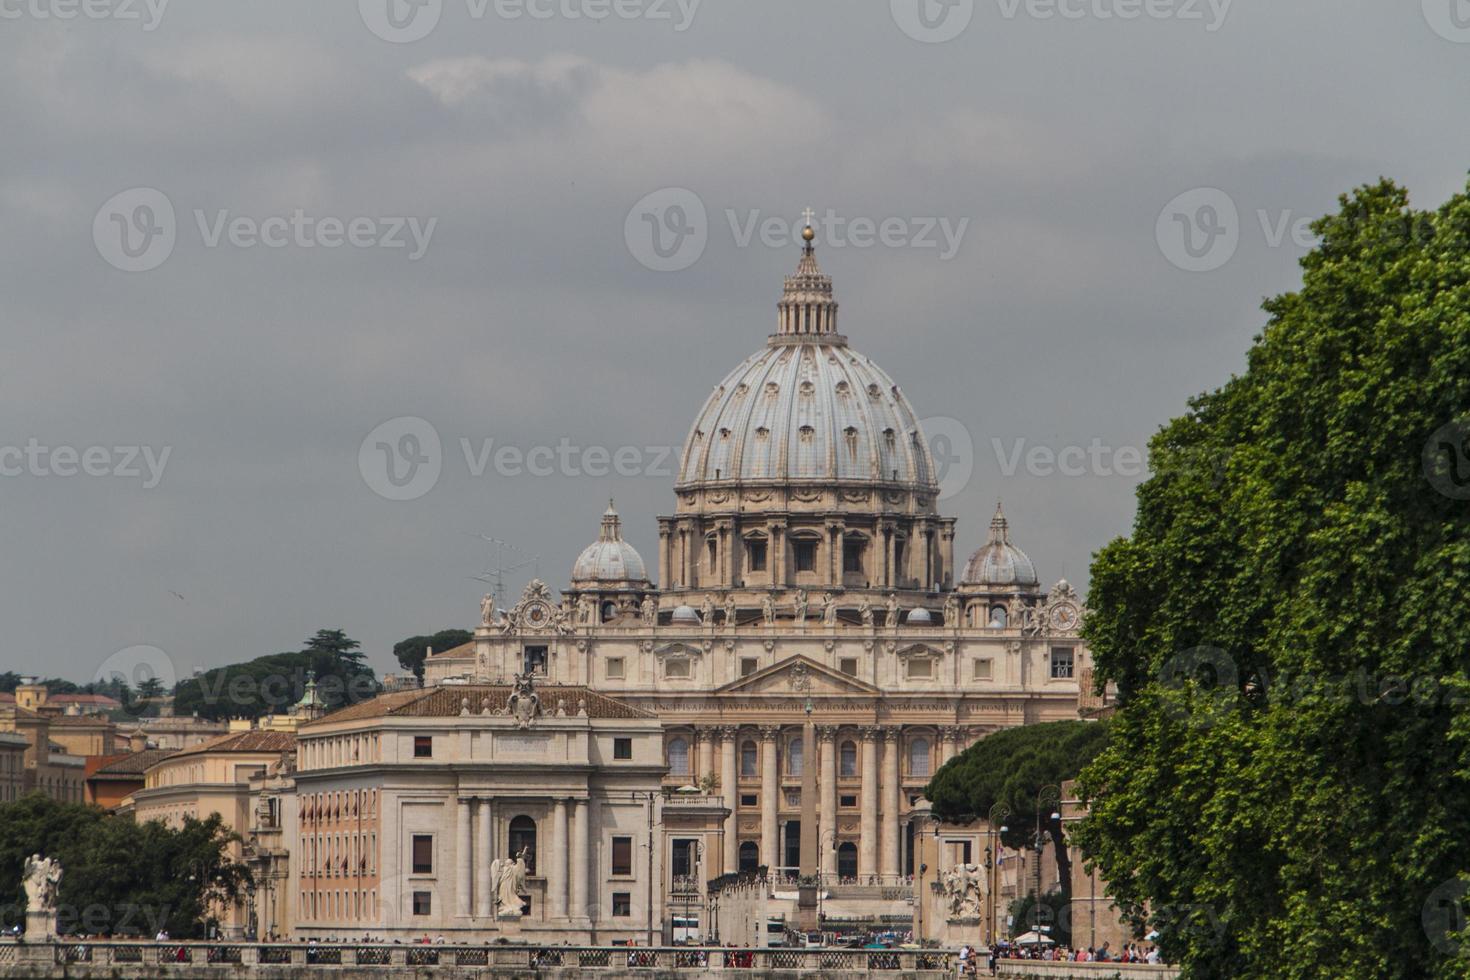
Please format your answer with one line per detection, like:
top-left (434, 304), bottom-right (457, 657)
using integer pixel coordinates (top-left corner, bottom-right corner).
top-left (2, 0), bottom-right (1467, 684)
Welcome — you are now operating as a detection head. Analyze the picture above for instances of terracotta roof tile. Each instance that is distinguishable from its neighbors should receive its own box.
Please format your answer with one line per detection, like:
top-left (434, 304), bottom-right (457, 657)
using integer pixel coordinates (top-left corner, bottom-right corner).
top-left (427, 641), bottom-right (475, 659)
top-left (91, 748), bottom-right (176, 776)
top-left (301, 684), bottom-right (651, 728)
top-left (170, 730), bottom-right (297, 758)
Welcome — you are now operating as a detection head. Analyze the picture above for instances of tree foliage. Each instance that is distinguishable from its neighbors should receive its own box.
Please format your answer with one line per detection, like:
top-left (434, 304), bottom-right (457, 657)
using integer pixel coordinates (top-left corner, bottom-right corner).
top-left (0, 795), bottom-right (250, 938)
top-left (926, 720), bottom-right (1109, 893)
top-left (1072, 180), bottom-right (1470, 979)
top-left (171, 630), bottom-right (377, 721)
top-left (393, 629), bottom-right (472, 682)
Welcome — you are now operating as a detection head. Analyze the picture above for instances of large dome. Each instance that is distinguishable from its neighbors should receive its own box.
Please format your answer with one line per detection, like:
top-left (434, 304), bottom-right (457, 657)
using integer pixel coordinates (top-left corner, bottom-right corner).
top-left (676, 241), bottom-right (936, 491)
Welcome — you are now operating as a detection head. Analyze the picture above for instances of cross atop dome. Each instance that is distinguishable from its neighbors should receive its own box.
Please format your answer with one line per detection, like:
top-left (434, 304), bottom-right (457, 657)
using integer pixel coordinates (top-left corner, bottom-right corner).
top-left (775, 208), bottom-right (841, 343)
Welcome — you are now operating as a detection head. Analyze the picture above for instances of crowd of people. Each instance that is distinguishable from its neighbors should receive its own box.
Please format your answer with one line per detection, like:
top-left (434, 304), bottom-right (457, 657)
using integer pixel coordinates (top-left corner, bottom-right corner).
top-left (957, 940), bottom-right (1164, 975)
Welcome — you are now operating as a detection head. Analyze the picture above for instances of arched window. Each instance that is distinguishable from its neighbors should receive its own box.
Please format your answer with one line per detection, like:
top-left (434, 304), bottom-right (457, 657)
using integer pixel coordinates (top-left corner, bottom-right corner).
top-left (739, 841), bottom-right (760, 873)
top-left (668, 737), bottom-right (690, 776)
top-left (509, 815), bottom-right (538, 876)
top-left (839, 740), bottom-right (858, 778)
top-left (741, 740), bottom-right (758, 777)
top-left (787, 738), bottom-right (803, 776)
top-left (908, 738), bottom-right (931, 777)
top-left (988, 605), bottom-right (1007, 629)
top-left (837, 841), bottom-right (858, 879)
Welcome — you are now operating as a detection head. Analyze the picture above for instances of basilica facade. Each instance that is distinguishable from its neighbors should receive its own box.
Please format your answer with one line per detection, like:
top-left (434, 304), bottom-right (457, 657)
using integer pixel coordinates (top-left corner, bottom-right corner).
top-left (423, 231), bottom-right (1091, 938)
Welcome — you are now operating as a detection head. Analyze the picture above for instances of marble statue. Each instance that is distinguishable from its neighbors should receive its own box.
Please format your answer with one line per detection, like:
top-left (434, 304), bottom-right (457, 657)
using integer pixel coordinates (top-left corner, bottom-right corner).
top-left (724, 594), bottom-right (738, 627)
top-left (640, 596), bottom-right (656, 625)
top-left (700, 594), bottom-right (715, 625)
top-left (941, 862), bottom-right (984, 920)
top-left (793, 589), bottom-right (809, 624)
top-left (481, 594), bottom-right (497, 627)
top-left (821, 592), bottom-right (838, 626)
top-left (490, 847), bottom-right (530, 917)
top-left (859, 598), bottom-right (874, 627)
top-left (886, 594), bottom-right (900, 627)
top-left (24, 854), bottom-right (61, 915)
top-left (761, 595), bottom-right (775, 625)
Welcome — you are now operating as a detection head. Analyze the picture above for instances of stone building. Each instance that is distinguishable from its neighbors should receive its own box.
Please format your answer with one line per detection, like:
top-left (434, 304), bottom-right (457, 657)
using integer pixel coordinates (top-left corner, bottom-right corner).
top-left (288, 681), bottom-right (673, 943)
top-left (0, 701), bottom-right (86, 803)
top-left (0, 731), bottom-right (26, 804)
top-left (424, 232), bottom-right (1092, 939)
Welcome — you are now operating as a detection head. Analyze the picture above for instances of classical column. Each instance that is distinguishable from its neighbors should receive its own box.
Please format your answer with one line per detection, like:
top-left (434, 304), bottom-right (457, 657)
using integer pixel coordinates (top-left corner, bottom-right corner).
top-left (696, 728), bottom-right (715, 781)
top-left (881, 729), bottom-right (901, 878)
top-left (475, 798), bottom-right (492, 917)
top-left (721, 727), bottom-right (739, 875)
top-left (549, 799), bottom-right (569, 919)
top-left (760, 726), bottom-right (780, 872)
top-left (659, 522), bottom-right (672, 592)
top-left (769, 522), bottom-right (786, 589)
top-left (818, 727), bottom-right (838, 876)
top-left (859, 728), bottom-right (879, 878)
top-left (571, 798), bottom-right (589, 921)
top-left (940, 728), bottom-right (958, 766)
top-left (456, 798), bottom-right (472, 917)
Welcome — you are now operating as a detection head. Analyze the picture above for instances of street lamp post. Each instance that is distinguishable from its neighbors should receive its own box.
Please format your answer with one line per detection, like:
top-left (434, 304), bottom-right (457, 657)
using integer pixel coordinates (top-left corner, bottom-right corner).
top-left (1032, 785), bottom-right (1062, 901)
top-left (985, 802), bottom-right (1009, 950)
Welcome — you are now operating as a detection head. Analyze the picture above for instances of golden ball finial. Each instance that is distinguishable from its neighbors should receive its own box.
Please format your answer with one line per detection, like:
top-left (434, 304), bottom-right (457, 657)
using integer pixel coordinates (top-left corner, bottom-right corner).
top-left (802, 224), bottom-right (816, 242)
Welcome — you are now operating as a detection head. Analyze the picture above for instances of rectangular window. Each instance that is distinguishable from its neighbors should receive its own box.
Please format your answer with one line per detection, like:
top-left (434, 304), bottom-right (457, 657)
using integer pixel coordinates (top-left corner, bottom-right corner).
top-left (953, 841), bottom-right (973, 864)
top-left (523, 646), bottom-right (548, 675)
top-left (411, 835), bottom-right (433, 874)
top-left (605, 657), bottom-right (625, 680)
top-left (671, 839), bottom-right (694, 877)
top-left (747, 539), bottom-right (768, 572)
top-left (1050, 647), bottom-right (1075, 679)
top-left (740, 658), bottom-right (759, 677)
top-left (906, 658), bottom-right (933, 679)
top-left (612, 836), bottom-right (633, 876)
top-left (613, 737), bottom-right (632, 760)
top-left (740, 793), bottom-right (758, 807)
top-left (413, 736), bottom-right (432, 758)
top-left (412, 891), bottom-right (431, 916)
top-left (664, 657), bottom-right (691, 679)
top-left (794, 540), bottom-right (817, 572)
top-left (972, 658), bottom-right (993, 681)
top-left (840, 794), bottom-right (858, 808)
top-left (839, 658), bottom-right (858, 676)
top-left (843, 538), bottom-right (865, 574)
top-left (612, 892), bottom-right (631, 917)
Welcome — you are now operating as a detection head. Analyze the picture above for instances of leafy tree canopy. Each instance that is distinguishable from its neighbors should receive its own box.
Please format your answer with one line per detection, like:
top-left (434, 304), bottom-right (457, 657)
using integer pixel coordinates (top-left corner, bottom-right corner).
top-left (0, 794), bottom-right (249, 938)
top-left (171, 630), bottom-right (376, 721)
top-left (393, 629), bottom-right (472, 682)
top-left (1073, 179), bottom-right (1470, 980)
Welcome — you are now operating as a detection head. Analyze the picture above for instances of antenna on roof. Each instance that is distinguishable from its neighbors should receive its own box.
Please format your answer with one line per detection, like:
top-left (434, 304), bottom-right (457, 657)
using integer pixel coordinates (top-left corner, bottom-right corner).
top-left (466, 533), bottom-right (540, 612)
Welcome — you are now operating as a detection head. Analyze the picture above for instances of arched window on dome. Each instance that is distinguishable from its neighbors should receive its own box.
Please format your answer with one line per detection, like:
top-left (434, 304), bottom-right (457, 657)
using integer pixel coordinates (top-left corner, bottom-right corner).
top-left (601, 601), bottom-right (618, 622)
top-left (908, 737), bottom-right (931, 778)
top-left (839, 740), bottom-right (858, 778)
top-left (668, 737), bottom-right (690, 776)
top-left (741, 740), bottom-right (758, 777)
top-left (989, 605), bottom-right (1008, 629)
top-left (843, 533), bottom-right (868, 579)
top-left (745, 534), bottom-right (768, 574)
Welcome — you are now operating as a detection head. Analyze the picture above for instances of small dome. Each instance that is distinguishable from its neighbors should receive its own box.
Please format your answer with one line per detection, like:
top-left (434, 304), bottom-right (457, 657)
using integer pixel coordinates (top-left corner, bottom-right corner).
top-left (906, 607), bottom-right (934, 625)
top-left (571, 501), bottom-right (649, 585)
top-left (961, 502), bottom-right (1039, 588)
top-left (670, 604), bottom-right (702, 625)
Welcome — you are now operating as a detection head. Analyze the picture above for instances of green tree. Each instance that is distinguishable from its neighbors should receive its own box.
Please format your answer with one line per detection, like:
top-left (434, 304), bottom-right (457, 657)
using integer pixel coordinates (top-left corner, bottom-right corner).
top-left (0, 795), bottom-right (249, 938)
top-left (171, 630), bottom-right (377, 721)
top-left (1072, 180), bottom-right (1470, 979)
top-left (925, 720), bottom-right (1109, 902)
top-left (392, 629), bottom-right (472, 682)
top-left (303, 628), bottom-right (366, 671)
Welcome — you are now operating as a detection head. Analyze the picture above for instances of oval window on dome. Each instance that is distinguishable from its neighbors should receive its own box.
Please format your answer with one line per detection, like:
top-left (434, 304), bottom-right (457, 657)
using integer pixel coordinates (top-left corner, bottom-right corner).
top-left (798, 425), bottom-right (816, 443)
top-left (755, 427), bottom-right (770, 442)
top-left (867, 383), bottom-right (883, 400)
top-left (800, 380), bottom-right (815, 397)
top-left (835, 380), bottom-right (851, 395)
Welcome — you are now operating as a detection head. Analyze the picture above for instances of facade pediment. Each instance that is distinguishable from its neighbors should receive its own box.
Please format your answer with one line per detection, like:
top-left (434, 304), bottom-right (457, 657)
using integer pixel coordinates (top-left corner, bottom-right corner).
top-left (715, 655), bottom-right (879, 697)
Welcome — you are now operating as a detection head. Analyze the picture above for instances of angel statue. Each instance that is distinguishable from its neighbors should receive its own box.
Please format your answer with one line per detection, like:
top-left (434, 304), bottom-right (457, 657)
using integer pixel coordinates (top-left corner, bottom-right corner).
top-left (23, 854), bottom-right (61, 914)
top-left (490, 847), bottom-right (530, 917)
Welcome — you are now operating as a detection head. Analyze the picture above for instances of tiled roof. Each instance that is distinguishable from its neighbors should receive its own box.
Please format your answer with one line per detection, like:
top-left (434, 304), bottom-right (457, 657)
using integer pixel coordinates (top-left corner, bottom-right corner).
top-left (169, 730), bottom-right (297, 758)
top-left (48, 714), bottom-right (112, 726)
top-left (92, 748), bottom-right (176, 776)
top-left (301, 685), bottom-right (653, 728)
top-left (427, 641), bottom-right (474, 659)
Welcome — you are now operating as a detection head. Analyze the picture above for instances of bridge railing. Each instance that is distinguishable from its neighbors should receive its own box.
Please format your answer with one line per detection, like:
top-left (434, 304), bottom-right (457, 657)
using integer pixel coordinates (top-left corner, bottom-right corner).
top-left (15, 941), bottom-right (958, 974)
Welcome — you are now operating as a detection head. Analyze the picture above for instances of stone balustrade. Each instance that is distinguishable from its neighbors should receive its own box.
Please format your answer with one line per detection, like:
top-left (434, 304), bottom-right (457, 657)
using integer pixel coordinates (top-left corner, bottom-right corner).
top-left (996, 960), bottom-right (1181, 979)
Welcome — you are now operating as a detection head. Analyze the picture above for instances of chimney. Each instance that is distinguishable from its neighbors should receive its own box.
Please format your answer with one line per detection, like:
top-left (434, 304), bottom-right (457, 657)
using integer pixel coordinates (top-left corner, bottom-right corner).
top-left (129, 730), bottom-right (148, 753)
